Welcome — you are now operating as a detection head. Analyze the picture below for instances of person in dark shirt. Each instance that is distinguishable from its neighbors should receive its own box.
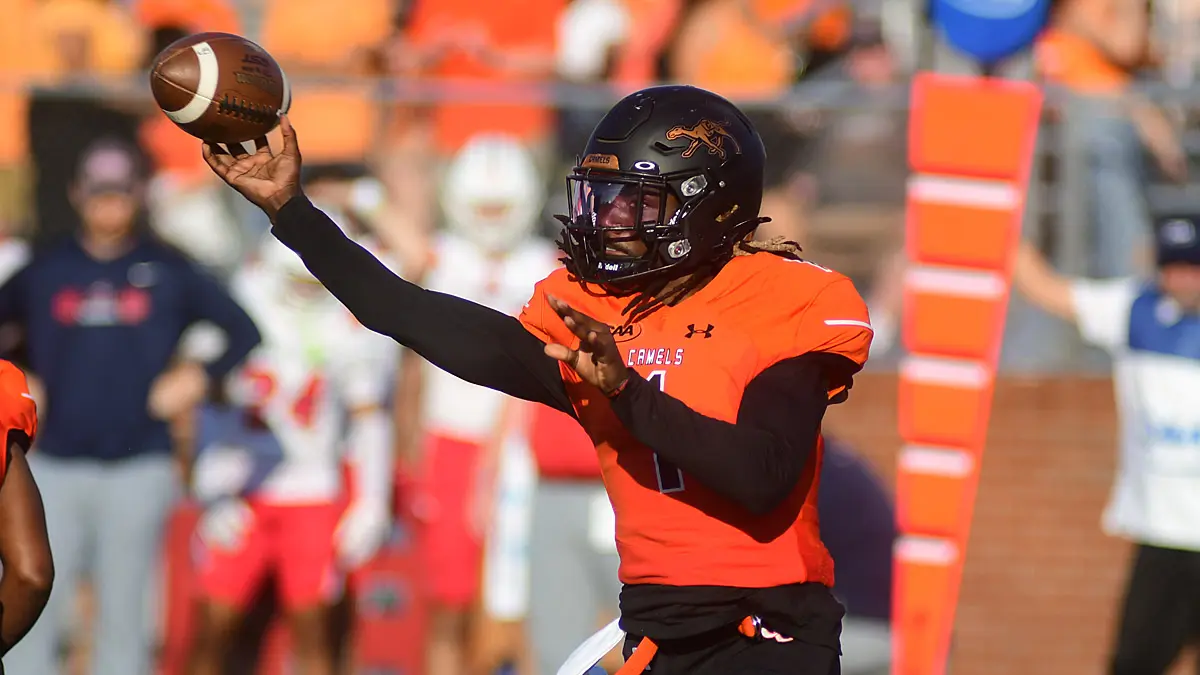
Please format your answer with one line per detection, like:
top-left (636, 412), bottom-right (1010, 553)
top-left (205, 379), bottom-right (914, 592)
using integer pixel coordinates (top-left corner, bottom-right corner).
top-left (204, 85), bottom-right (875, 675)
top-left (0, 138), bottom-right (260, 675)
top-left (819, 437), bottom-right (896, 675)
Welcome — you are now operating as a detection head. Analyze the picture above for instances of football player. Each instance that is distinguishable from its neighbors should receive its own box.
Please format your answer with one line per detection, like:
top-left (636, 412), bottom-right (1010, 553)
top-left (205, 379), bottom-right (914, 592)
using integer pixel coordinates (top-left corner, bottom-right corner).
top-left (0, 360), bottom-right (51, 665)
top-left (184, 220), bottom-right (398, 675)
top-left (203, 84), bottom-right (872, 675)
top-left (414, 132), bottom-right (556, 675)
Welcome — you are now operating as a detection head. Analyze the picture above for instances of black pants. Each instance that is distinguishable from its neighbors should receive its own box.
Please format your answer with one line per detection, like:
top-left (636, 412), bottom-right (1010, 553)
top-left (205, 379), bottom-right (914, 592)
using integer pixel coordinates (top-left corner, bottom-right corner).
top-left (623, 624), bottom-right (840, 675)
top-left (1109, 544), bottom-right (1200, 675)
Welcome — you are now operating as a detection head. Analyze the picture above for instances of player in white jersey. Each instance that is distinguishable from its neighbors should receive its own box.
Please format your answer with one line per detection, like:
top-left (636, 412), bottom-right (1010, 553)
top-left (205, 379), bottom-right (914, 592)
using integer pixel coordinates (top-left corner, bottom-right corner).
top-left (186, 208), bottom-right (398, 675)
top-left (1012, 214), bottom-right (1200, 675)
top-left (411, 133), bottom-right (557, 675)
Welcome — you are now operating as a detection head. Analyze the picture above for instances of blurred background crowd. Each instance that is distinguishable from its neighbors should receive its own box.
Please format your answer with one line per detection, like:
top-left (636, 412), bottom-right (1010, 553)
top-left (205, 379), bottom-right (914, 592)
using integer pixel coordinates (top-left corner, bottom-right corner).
top-left (0, 0), bottom-right (1190, 673)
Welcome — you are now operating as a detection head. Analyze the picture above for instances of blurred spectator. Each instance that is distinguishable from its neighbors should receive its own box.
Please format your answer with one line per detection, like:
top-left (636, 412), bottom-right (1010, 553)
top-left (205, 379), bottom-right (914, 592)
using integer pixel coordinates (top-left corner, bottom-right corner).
top-left (526, 407), bottom-right (622, 675)
top-left (263, 0), bottom-right (430, 287)
top-left (610, 0), bottom-right (686, 89)
top-left (260, 0), bottom-right (393, 165)
top-left (1036, 0), bottom-right (1180, 277)
top-left (801, 24), bottom-right (906, 209)
top-left (403, 0), bottom-right (563, 164)
top-left (0, 139), bottom-right (260, 675)
top-left (1011, 215), bottom-right (1200, 675)
top-left (131, 0), bottom-right (240, 35)
top-left (554, 0), bottom-right (634, 160)
top-left (409, 134), bottom-right (558, 675)
top-left (182, 227), bottom-right (397, 675)
top-left (554, 0), bottom-right (684, 160)
top-left (666, 0), bottom-right (852, 245)
top-left (818, 438), bottom-right (896, 675)
top-left (26, 0), bottom-right (148, 246)
top-left (792, 22), bottom-right (906, 294)
top-left (27, 0), bottom-right (147, 81)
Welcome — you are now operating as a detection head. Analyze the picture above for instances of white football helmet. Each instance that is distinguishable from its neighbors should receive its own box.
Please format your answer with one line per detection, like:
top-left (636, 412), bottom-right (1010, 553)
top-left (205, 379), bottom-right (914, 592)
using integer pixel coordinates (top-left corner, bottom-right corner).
top-left (441, 134), bottom-right (545, 253)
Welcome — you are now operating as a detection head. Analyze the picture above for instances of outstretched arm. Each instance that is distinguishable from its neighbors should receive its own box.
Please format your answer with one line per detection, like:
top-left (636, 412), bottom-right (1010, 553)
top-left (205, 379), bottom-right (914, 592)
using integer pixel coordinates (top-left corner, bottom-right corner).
top-left (271, 197), bottom-right (571, 413)
top-left (201, 116), bottom-right (572, 415)
top-left (1012, 239), bottom-right (1079, 322)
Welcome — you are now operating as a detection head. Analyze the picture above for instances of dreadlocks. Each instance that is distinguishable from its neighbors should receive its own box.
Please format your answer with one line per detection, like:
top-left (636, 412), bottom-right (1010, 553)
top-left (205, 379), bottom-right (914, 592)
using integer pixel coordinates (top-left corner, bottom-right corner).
top-left (618, 237), bottom-right (807, 324)
top-left (733, 236), bottom-right (805, 260)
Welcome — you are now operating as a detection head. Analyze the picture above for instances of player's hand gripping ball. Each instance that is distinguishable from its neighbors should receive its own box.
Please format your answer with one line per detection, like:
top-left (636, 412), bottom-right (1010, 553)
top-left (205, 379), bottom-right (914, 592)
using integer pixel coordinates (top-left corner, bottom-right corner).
top-left (544, 296), bottom-right (632, 396)
top-left (150, 32), bottom-right (290, 149)
top-left (202, 114), bottom-right (301, 221)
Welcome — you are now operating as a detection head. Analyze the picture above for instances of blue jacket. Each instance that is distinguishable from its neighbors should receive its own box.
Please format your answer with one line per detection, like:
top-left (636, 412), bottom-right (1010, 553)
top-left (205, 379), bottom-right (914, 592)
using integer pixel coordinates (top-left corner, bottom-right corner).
top-left (0, 236), bottom-right (261, 461)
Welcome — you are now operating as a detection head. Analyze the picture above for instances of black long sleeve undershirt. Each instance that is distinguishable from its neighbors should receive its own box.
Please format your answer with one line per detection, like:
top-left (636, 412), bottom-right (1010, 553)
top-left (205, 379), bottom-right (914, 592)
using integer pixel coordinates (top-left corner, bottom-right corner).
top-left (271, 195), bottom-right (857, 515)
top-left (271, 195), bottom-right (573, 414)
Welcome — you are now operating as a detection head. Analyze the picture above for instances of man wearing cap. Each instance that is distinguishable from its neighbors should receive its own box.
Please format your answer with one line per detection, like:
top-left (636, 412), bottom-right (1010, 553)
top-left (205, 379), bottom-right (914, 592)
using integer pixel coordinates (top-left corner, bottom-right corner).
top-left (0, 138), bottom-right (261, 675)
top-left (1012, 219), bottom-right (1200, 675)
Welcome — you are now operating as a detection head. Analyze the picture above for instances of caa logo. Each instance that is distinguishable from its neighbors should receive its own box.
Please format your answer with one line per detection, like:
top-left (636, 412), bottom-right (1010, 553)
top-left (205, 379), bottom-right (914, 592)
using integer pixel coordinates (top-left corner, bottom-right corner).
top-left (609, 323), bottom-right (643, 343)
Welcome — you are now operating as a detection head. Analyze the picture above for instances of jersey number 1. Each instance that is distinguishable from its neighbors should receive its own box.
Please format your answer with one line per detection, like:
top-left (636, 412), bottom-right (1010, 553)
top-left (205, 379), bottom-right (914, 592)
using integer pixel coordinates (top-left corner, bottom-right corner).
top-left (647, 370), bottom-right (685, 494)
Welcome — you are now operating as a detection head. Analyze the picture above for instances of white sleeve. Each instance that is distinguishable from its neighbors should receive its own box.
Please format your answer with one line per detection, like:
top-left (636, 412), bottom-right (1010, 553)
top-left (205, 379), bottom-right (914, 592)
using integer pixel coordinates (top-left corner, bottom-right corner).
top-left (1069, 277), bottom-right (1139, 351)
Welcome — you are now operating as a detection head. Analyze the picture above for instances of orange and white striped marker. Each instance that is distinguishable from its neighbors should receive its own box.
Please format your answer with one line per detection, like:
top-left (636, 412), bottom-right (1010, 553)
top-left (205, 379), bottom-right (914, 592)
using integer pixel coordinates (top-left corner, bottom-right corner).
top-left (893, 72), bottom-right (1043, 675)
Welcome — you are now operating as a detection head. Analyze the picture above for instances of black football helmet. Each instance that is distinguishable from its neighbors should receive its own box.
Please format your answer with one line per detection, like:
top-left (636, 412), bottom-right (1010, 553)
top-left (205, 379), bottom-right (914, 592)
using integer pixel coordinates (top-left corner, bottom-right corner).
top-left (557, 85), bottom-right (768, 289)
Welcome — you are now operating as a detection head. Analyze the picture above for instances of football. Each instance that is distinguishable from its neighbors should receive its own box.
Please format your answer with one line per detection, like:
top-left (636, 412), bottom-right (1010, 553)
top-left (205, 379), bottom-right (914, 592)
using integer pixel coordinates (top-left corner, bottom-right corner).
top-left (149, 32), bottom-right (291, 149)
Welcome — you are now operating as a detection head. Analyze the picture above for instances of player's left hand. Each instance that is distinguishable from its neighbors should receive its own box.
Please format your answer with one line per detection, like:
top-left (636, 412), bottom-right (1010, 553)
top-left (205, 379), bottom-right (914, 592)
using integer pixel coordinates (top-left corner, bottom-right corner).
top-left (544, 296), bottom-right (630, 396)
top-left (335, 500), bottom-right (391, 569)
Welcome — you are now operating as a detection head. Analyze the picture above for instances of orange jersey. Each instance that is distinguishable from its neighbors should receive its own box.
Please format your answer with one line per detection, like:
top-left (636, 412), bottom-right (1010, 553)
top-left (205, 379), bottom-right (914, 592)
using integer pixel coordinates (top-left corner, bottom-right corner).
top-left (0, 360), bottom-right (36, 484)
top-left (519, 252), bottom-right (872, 588)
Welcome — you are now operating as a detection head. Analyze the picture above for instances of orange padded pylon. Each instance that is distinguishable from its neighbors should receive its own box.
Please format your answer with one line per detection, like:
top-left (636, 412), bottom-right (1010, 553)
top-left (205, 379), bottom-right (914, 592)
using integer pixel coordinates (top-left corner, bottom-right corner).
top-left (892, 536), bottom-right (962, 675)
top-left (903, 266), bottom-right (1009, 364)
top-left (897, 357), bottom-right (994, 450)
top-left (894, 71), bottom-right (1042, 675)
top-left (906, 175), bottom-right (1023, 272)
top-left (909, 74), bottom-right (1043, 180)
top-left (895, 445), bottom-right (977, 538)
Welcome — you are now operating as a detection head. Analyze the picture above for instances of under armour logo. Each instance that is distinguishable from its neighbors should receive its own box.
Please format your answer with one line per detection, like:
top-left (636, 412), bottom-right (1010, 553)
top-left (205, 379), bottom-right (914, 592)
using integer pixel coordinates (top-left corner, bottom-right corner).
top-left (685, 323), bottom-right (714, 339)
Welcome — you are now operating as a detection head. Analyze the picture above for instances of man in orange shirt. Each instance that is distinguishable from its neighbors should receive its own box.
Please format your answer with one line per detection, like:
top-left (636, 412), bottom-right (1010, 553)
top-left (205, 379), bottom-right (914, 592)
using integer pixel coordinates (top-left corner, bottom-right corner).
top-left (204, 84), bottom-right (873, 675)
top-left (0, 360), bottom-right (52, 669)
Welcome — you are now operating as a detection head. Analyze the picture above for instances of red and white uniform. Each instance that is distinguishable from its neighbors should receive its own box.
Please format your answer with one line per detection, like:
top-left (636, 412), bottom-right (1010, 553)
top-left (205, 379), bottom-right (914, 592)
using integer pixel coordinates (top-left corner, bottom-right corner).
top-left (189, 230), bottom-right (398, 612)
top-left (418, 132), bottom-right (557, 612)
top-left (418, 231), bottom-right (557, 609)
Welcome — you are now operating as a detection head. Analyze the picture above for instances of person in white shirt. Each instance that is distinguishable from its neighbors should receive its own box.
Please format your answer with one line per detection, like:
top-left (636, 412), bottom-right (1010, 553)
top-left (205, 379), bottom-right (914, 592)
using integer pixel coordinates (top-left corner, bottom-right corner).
top-left (183, 213), bottom-right (399, 675)
top-left (1012, 214), bottom-right (1200, 675)
top-left (409, 133), bottom-right (558, 675)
